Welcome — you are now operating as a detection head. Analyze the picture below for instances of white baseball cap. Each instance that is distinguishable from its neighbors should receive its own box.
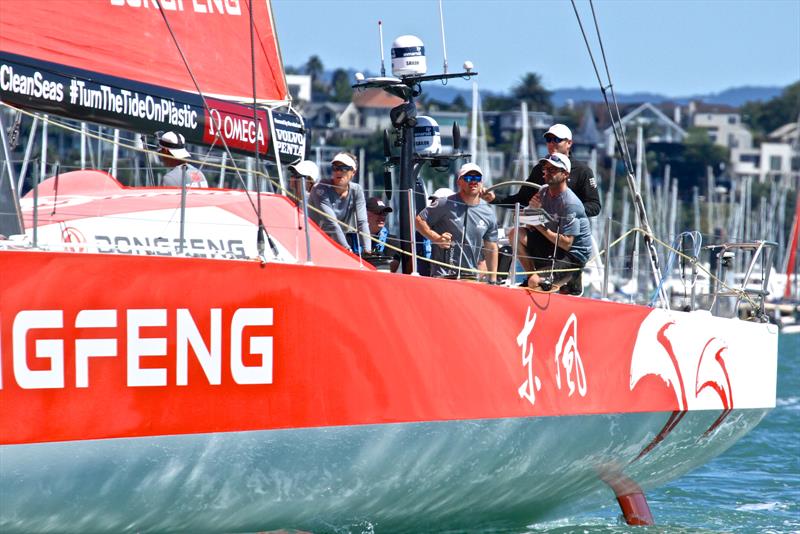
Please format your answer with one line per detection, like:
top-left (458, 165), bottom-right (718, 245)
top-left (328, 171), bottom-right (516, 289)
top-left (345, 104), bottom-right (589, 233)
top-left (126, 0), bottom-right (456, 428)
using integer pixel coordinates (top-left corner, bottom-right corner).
top-left (158, 131), bottom-right (191, 160)
top-left (539, 152), bottom-right (571, 173)
top-left (429, 187), bottom-right (455, 199)
top-left (543, 123), bottom-right (572, 141)
top-left (427, 187), bottom-right (454, 206)
top-left (457, 162), bottom-right (483, 179)
top-left (331, 152), bottom-right (357, 169)
top-left (288, 160), bottom-right (320, 181)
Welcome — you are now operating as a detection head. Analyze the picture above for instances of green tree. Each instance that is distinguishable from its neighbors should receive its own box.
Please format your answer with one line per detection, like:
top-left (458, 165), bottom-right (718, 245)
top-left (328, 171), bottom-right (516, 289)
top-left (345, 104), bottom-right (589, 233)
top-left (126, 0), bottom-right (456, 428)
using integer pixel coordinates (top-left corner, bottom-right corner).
top-left (686, 129), bottom-right (728, 186)
top-left (483, 93), bottom-right (516, 111)
top-left (304, 55), bottom-right (324, 81)
top-left (511, 72), bottom-right (553, 112)
top-left (741, 81), bottom-right (800, 137)
top-left (554, 104), bottom-right (581, 131)
top-left (330, 69), bottom-right (353, 103)
top-left (451, 94), bottom-right (468, 112)
top-left (304, 55), bottom-right (327, 100)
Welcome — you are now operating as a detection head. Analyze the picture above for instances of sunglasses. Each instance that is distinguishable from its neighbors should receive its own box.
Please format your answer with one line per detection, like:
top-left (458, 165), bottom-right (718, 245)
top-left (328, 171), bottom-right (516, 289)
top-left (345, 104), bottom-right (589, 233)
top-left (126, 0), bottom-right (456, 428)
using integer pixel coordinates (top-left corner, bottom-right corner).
top-left (461, 173), bottom-right (483, 182)
top-left (543, 156), bottom-right (567, 171)
top-left (331, 164), bottom-right (354, 172)
top-left (544, 135), bottom-right (566, 144)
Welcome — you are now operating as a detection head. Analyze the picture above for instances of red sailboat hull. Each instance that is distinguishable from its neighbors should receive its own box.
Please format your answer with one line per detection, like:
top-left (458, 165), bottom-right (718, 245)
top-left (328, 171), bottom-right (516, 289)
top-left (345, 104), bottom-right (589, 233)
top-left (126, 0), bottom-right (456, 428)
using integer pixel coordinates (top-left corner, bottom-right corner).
top-left (0, 246), bottom-right (778, 531)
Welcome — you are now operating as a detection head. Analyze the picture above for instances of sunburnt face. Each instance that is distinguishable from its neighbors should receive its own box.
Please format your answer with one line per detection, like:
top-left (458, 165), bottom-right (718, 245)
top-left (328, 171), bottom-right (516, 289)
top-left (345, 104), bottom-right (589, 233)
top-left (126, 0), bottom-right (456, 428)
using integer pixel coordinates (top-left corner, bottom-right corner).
top-left (458, 172), bottom-right (483, 194)
top-left (367, 210), bottom-right (387, 233)
top-left (543, 162), bottom-right (568, 186)
top-left (544, 135), bottom-right (572, 156)
top-left (331, 162), bottom-right (355, 187)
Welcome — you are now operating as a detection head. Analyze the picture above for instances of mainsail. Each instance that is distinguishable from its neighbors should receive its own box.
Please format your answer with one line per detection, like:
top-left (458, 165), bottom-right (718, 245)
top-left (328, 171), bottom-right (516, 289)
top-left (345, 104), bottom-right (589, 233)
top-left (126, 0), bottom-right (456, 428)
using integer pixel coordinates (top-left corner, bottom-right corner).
top-left (0, 0), bottom-right (304, 162)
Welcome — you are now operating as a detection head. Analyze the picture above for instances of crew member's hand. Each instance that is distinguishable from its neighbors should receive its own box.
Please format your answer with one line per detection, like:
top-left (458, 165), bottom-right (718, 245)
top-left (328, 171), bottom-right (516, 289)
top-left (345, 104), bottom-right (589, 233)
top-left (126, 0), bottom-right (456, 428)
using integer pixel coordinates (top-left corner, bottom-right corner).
top-left (529, 193), bottom-right (542, 209)
top-left (435, 232), bottom-right (452, 249)
top-left (480, 189), bottom-right (495, 202)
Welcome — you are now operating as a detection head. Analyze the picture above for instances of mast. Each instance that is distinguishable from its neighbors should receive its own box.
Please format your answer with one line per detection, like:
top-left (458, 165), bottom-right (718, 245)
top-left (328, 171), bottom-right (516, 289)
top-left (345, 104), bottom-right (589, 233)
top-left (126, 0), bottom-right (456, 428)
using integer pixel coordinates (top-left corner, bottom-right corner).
top-left (353, 33), bottom-right (476, 273)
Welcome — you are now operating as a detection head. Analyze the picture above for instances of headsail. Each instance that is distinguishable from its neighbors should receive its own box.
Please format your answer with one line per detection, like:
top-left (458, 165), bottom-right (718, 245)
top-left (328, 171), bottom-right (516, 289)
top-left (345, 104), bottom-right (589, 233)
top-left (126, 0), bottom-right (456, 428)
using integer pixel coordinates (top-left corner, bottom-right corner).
top-left (0, 0), bottom-right (304, 162)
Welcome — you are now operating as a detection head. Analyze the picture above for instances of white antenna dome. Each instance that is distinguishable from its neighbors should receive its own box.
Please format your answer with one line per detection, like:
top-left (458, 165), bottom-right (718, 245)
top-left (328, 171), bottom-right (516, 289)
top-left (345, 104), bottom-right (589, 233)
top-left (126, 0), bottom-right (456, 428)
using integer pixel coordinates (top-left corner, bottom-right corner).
top-left (391, 35), bottom-right (427, 77)
top-left (413, 116), bottom-right (441, 155)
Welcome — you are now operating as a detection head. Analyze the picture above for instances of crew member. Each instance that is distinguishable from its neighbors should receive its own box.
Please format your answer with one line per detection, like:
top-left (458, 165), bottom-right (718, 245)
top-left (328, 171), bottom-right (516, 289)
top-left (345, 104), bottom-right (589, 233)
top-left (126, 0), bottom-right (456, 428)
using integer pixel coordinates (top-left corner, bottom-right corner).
top-left (308, 152), bottom-right (371, 253)
top-left (366, 197), bottom-right (401, 271)
top-left (157, 131), bottom-right (208, 188)
top-left (525, 153), bottom-right (592, 292)
top-left (482, 123), bottom-right (599, 292)
top-left (415, 163), bottom-right (498, 282)
top-left (287, 160), bottom-right (319, 204)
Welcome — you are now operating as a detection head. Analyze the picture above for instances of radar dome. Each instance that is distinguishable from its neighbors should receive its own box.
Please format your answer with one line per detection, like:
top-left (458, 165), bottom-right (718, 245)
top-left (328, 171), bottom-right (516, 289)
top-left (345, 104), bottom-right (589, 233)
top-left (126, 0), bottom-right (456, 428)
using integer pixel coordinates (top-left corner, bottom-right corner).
top-left (391, 35), bottom-right (427, 77)
top-left (413, 116), bottom-right (441, 155)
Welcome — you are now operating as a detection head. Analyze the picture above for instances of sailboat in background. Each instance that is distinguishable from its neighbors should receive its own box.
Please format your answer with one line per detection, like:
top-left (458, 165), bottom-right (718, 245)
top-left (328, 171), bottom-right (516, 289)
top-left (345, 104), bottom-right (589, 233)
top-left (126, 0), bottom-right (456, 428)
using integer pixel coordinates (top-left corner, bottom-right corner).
top-left (469, 80), bottom-right (493, 186)
top-left (769, 189), bottom-right (800, 333)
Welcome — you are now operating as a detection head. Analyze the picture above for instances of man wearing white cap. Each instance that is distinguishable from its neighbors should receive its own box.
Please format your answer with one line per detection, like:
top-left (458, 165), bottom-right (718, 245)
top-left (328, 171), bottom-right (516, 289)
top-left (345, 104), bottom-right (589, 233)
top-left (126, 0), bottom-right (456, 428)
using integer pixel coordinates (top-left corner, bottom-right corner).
top-left (484, 124), bottom-right (599, 213)
top-left (157, 131), bottom-right (208, 188)
top-left (308, 152), bottom-right (371, 253)
top-left (287, 160), bottom-right (319, 205)
top-left (483, 123), bottom-right (599, 291)
top-left (415, 162), bottom-right (498, 282)
top-left (525, 153), bottom-right (592, 292)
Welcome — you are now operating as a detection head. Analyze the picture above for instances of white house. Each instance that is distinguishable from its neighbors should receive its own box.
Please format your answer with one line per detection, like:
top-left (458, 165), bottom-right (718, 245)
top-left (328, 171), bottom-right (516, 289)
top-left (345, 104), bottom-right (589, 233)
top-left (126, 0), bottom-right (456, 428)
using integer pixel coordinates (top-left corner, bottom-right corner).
top-left (285, 74), bottom-right (312, 103)
top-left (692, 110), bottom-right (752, 151)
top-left (602, 102), bottom-right (687, 157)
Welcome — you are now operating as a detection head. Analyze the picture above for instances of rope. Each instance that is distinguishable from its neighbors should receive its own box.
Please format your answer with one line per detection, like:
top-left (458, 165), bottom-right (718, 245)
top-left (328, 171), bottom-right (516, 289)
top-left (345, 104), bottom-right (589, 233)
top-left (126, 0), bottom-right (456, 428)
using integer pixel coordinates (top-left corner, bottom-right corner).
top-left (1, 102), bottom-right (766, 308)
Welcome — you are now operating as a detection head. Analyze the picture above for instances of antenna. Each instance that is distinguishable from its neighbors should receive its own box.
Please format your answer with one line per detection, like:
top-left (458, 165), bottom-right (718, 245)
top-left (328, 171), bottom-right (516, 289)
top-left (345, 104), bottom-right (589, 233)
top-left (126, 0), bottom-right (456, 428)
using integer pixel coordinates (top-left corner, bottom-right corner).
top-left (438, 0), bottom-right (448, 74)
top-left (378, 20), bottom-right (386, 77)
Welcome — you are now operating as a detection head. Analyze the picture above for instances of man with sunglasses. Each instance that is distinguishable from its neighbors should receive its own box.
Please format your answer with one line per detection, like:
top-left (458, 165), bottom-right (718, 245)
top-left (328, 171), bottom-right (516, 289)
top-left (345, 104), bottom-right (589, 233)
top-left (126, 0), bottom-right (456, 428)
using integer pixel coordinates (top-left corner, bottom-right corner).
top-left (415, 163), bottom-right (498, 283)
top-left (482, 123), bottom-right (599, 293)
top-left (484, 124), bottom-right (600, 215)
top-left (526, 153), bottom-right (592, 292)
top-left (308, 152), bottom-right (372, 254)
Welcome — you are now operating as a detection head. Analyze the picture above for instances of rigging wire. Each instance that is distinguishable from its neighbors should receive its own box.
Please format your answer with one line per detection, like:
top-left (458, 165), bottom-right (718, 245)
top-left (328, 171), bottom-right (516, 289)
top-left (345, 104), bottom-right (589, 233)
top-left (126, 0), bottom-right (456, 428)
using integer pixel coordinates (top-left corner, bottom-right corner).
top-left (588, 0), bottom-right (634, 175)
top-left (248, 0), bottom-right (279, 260)
top-left (569, 0), bottom-right (633, 176)
top-left (570, 0), bottom-right (668, 308)
top-left (154, 3), bottom-right (266, 222)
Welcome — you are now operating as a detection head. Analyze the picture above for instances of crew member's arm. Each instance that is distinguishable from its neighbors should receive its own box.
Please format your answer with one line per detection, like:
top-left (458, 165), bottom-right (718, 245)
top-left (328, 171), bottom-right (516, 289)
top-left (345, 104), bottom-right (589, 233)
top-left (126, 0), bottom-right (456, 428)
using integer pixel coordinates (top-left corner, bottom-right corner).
top-left (574, 167), bottom-right (602, 217)
top-left (415, 214), bottom-right (451, 248)
top-left (483, 213), bottom-right (500, 282)
top-left (532, 224), bottom-right (574, 251)
top-left (483, 164), bottom-right (543, 206)
top-left (353, 188), bottom-right (372, 253)
top-left (483, 240), bottom-right (498, 283)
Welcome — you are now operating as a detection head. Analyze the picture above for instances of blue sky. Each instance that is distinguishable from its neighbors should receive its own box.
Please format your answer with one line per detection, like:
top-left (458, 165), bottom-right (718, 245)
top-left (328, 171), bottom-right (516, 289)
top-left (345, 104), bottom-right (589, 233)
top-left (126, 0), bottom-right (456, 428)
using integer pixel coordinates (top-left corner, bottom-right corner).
top-left (272, 0), bottom-right (800, 97)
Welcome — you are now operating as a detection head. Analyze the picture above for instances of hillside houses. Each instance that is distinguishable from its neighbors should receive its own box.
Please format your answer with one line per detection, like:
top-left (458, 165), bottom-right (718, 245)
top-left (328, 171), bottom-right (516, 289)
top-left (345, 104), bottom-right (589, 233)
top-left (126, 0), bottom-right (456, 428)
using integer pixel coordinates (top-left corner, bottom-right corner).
top-left (292, 75), bottom-right (797, 187)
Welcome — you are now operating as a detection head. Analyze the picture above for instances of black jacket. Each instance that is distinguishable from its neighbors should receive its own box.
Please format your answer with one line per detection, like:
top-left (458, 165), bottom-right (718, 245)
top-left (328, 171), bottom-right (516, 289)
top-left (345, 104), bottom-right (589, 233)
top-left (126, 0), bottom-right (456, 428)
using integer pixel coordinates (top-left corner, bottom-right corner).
top-left (493, 156), bottom-right (602, 217)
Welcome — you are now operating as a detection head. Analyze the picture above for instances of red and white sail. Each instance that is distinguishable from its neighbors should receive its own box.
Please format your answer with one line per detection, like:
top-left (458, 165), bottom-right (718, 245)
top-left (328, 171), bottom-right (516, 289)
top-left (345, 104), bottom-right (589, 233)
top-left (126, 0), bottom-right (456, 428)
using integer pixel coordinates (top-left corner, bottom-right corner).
top-left (0, 0), bottom-right (303, 161)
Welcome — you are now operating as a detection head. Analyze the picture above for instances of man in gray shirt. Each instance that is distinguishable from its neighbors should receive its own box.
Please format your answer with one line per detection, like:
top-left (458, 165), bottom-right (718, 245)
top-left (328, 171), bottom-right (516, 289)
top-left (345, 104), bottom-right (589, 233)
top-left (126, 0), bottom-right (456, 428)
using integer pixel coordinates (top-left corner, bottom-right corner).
top-left (526, 153), bottom-right (592, 292)
top-left (308, 152), bottom-right (371, 253)
top-left (415, 163), bottom-right (498, 282)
